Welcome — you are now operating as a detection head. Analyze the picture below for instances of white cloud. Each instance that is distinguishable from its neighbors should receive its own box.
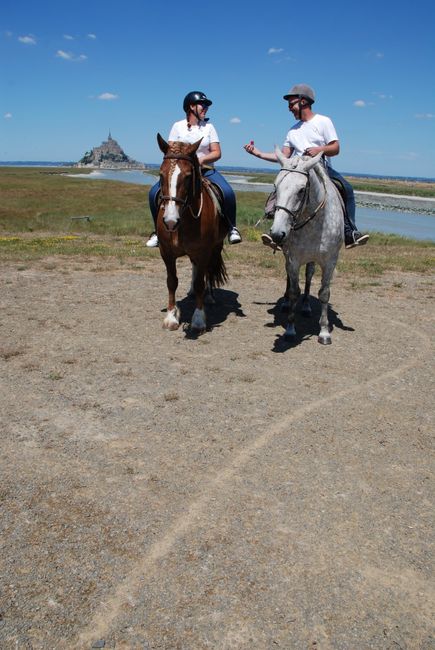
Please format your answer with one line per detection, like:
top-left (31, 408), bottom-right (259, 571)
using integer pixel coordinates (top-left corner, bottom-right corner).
top-left (399, 151), bottom-right (419, 161)
top-left (56, 50), bottom-right (87, 61)
top-left (98, 92), bottom-right (118, 101)
top-left (63, 34), bottom-right (74, 40)
top-left (56, 50), bottom-right (73, 59)
top-left (354, 100), bottom-right (366, 108)
top-left (18, 35), bottom-right (36, 45)
top-left (373, 92), bottom-right (393, 100)
top-left (230, 117), bottom-right (241, 124)
top-left (367, 50), bottom-right (384, 60)
top-left (268, 47), bottom-right (284, 54)
top-left (4, 112), bottom-right (12, 119)
top-left (87, 33), bottom-right (97, 39)
top-left (415, 113), bottom-right (434, 119)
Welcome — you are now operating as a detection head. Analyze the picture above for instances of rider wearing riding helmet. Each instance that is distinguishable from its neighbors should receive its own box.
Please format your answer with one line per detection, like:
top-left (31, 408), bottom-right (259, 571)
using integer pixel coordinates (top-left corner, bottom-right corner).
top-left (146, 91), bottom-right (242, 247)
top-left (244, 84), bottom-right (369, 249)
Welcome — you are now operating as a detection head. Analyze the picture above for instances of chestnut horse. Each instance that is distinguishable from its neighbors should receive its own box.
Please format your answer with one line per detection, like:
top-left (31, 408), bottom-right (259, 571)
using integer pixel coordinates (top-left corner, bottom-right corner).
top-left (156, 133), bottom-right (228, 332)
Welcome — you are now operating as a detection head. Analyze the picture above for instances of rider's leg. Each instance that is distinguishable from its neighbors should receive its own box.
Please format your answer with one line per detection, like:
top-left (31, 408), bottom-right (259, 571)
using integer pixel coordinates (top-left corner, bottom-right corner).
top-left (327, 168), bottom-right (369, 248)
top-left (203, 169), bottom-right (241, 244)
top-left (146, 180), bottom-right (160, 247)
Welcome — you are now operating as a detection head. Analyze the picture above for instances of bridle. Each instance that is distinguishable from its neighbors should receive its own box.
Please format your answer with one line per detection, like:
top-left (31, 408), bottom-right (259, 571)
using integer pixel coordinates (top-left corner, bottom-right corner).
top-left (275, 167), bottom-right (326, 230)
top-left (159, 153), bottom-right (203, 219)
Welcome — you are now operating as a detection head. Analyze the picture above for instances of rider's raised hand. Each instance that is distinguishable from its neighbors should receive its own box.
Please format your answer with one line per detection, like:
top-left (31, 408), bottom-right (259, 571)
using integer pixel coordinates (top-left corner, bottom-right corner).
top-left (244, 140), bottom-right (258, 156)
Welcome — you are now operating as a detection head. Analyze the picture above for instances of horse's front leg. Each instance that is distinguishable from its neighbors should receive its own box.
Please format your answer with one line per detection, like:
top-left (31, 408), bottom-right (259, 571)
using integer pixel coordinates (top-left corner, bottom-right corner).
top-left (281, 274), bottom-right (290, 311)
top-left (317, 263), bottom-right (335, 345)
top-left (301, 262), bottom-right (315, 317)
top-left (162, 257), bottom-right (180, 330)
top-left (190, 265), bottom-right (207, 332)
top-left (284, 260), bottom-right (301, 338)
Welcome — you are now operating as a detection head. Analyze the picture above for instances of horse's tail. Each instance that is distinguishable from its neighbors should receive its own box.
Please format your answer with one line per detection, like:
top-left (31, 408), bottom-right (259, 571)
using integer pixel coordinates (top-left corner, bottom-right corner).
top-left (207, 246), bottom-right (228, 288)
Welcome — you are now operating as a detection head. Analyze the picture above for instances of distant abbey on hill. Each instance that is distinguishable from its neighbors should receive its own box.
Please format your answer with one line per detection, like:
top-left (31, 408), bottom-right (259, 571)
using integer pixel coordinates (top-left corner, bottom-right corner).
top-left (77, 132), bottom-right (144, 169)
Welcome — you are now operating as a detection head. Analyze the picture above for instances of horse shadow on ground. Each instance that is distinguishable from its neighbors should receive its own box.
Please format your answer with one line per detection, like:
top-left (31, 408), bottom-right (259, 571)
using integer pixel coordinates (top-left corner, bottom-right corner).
top-left (162, 288), bottom-right (246, 339)
top-left (255, 295), bottom-right (355, 352)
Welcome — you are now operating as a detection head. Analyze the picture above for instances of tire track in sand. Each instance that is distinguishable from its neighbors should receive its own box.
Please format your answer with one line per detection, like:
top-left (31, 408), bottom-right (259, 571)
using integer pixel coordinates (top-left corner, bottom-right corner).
top-left (77, 320), bottom-right (432, 646)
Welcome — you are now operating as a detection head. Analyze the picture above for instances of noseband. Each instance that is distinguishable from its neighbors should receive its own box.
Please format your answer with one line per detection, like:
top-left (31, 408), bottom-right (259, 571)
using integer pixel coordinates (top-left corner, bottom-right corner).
top-left (159, 153), bottom-right (202, 218)
top-left (275, 168), bottom-right (326, 230)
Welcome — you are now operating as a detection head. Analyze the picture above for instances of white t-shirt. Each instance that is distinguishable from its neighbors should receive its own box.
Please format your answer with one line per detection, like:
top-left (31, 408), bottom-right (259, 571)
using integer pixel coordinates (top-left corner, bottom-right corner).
top-left (283, 113), bottom-right (338, 167)
top-left (168, 119), bottom-right (219, 162)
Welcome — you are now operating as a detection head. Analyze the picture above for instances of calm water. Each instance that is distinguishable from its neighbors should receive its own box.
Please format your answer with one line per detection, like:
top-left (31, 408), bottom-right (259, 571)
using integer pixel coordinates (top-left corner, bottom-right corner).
top-left (69, 169), bottom-right (435, 242)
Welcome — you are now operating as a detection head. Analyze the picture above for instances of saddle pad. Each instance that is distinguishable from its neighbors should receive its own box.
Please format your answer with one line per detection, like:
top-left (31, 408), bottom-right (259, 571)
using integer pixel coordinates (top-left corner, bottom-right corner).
top-left (202, 178), bottom-right (223, 216)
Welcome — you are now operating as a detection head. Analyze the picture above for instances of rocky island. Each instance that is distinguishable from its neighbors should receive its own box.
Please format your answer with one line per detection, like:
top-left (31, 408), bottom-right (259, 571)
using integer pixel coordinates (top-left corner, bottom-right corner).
top-left (77, 132), bottom-right (144, 169)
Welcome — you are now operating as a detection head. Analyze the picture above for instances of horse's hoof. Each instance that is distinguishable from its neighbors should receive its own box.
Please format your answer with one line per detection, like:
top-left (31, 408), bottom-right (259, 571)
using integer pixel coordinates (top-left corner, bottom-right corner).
top-left (318, 335), bottom-right (332, 345)
top-left (284, 325), bottom-right (296, 339)
top-left (163, 321), bottom-right (180, 331)
top-left (191, 308), bottom-right (206, 332)
top-left (190, 326), bottom-right (206, 335)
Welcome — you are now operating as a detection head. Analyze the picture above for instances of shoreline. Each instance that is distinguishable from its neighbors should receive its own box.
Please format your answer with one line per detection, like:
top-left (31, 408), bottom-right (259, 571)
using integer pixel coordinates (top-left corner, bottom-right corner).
top-left (354, 191), bottom-right (435, 215)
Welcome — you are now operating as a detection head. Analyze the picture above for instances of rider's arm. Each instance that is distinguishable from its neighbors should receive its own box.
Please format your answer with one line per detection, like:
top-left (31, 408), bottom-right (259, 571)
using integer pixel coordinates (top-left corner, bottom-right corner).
top-left (244, 143), bottom-right (292, 162)
top-left (199, 142), bottom-right (221, 166)
top-left (305, 140), bottom-right (340, 158)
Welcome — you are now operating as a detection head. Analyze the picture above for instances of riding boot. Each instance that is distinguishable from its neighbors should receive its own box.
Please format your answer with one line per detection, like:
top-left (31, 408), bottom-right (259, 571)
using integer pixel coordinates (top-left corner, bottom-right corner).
top-left (344, 212), bottom-right (369, 248)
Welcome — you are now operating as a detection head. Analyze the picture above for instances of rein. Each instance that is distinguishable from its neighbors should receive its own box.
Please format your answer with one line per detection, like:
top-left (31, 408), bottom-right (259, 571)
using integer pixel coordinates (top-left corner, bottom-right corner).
top-left (159, 153), bottom-right (203, 219)
top-left (275, 168), bottom-right (327, 230)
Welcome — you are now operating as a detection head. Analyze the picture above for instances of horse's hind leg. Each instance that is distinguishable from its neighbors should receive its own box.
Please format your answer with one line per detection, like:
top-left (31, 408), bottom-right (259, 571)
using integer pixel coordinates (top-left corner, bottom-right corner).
top-left (189, 263), bottom-right (214, 304)
top-left (163, 257), bottom-right (180, 330)
top-left (301, 262), bottom-right (315, 317)
top-left (191, 266), bottom-right (207, 332)
top-left (317, 264), bottom-right (335, 345)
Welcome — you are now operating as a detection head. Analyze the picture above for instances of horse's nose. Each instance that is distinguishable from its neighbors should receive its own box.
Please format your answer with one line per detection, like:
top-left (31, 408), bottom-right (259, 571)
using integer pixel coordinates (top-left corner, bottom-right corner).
top-left (164, 218), bottom-right (179, 232)
top-left (271, 230), bottom-right (285, 244)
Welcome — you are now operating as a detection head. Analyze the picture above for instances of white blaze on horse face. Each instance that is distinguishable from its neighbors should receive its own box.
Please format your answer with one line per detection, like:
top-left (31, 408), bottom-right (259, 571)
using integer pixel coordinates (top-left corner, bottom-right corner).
top-left (163, 164), bottom-right (181, 227)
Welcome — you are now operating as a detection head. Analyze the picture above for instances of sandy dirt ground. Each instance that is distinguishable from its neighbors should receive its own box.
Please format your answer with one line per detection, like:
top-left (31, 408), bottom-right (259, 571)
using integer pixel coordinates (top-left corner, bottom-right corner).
top-left (0, 252), bottom-right (434, 649)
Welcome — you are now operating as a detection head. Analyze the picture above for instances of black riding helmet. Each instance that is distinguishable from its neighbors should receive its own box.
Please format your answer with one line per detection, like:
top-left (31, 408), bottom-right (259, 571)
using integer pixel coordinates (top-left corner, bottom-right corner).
top-left (183, 91), bottom-right (213, 113)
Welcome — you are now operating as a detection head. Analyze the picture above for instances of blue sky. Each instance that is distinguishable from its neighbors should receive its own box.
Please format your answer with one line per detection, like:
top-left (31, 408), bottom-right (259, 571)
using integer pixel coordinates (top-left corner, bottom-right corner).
top-left (1, 0), bottom-right (435, 177)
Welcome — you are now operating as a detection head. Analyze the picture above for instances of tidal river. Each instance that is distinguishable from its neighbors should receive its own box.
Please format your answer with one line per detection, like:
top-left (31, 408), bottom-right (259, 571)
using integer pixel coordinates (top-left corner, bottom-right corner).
top-left (69, 169), bottom-right (435, 242)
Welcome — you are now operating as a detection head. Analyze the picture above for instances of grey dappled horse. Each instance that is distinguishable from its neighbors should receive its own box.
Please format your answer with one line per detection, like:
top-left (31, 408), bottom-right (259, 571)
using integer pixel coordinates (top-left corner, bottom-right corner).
top-left (269, 152), bottom-right (344, 344)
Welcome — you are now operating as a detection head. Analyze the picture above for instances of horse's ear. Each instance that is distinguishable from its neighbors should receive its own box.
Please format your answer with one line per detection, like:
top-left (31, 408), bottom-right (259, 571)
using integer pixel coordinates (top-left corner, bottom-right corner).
top-left (305, 152), bottom-right (324, 171)
top-left (187, 138), bottom-right (203, 155)
top-left (275, 146), bottom-right (288, 167)
top-left (157, 133), bottom-right (169, 154)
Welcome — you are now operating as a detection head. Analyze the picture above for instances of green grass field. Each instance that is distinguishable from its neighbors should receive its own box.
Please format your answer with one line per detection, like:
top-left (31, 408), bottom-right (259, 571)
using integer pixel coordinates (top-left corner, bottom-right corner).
top-left (0, 166), bottom-right (433, 276)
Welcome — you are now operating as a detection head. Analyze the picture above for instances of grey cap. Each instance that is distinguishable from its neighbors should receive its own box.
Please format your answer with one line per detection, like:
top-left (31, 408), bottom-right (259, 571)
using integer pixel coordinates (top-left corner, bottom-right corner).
top-left (283, 84), bottom-right (315, 103)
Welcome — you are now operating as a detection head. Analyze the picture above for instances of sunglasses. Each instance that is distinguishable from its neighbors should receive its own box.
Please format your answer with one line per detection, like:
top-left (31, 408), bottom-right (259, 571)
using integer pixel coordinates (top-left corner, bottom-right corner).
top-left (288, 99), bottom-right (300, 108)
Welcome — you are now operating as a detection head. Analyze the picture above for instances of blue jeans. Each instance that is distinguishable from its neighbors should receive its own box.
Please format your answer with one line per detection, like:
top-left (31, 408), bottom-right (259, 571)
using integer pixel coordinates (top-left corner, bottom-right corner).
top-left (148, 168), bottom-right (237, 229)
top-left (326, 167), bottom-right (357, 235)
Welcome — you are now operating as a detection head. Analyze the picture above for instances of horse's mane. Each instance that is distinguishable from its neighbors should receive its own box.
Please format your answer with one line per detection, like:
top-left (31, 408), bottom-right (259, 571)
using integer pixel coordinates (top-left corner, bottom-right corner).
top-left (166, 140), bottom-right (202, 197)
top-left (312, 159), bottom-right (329, 185)
top-left (167, 141), bottom-right (185, 155)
